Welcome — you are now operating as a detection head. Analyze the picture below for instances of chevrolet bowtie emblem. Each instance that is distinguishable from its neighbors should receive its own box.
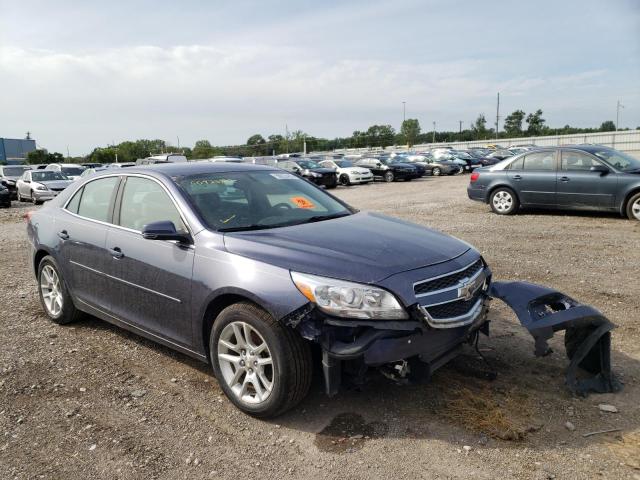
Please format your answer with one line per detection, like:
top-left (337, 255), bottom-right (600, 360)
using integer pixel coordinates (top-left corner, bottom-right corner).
top-left (458, 272), bottom-right (485, 301)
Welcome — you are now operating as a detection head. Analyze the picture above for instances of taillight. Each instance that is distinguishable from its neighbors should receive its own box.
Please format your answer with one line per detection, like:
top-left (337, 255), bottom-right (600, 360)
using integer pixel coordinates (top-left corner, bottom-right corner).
top-left (24, 211), bottom-right (35, 223)
top-left (470, 172), bottom-right (480, 183)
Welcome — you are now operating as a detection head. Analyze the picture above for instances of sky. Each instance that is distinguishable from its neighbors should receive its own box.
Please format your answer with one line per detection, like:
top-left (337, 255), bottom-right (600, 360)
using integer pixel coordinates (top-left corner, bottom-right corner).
top-left (0, 0), bottom-right (639, 156)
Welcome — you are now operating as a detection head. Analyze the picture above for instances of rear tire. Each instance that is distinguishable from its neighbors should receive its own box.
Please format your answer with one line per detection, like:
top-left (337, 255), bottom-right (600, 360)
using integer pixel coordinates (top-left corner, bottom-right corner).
top-left (490, 187), bottom-right (519, 215)
top-left (626, 192), bottom-right (640, 221)
top-left (432, 167), bottom-right (441, 176)
top-left (37, 255), bottom-right (83, 325)
top-left (210, 302), bottom-right (312, 418)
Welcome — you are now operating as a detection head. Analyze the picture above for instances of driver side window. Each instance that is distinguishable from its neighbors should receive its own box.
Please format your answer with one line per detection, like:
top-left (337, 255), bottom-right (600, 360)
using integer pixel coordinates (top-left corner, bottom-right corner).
top-left (119, 177), bottom-right (187, 232)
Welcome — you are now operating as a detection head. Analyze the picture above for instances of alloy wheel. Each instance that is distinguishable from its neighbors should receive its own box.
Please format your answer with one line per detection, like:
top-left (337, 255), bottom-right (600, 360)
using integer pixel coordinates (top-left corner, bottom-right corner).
top-left (217, 321), bottom-right (274, 405)
top-left (492, 191), bottom-right (513, 213)
top-left (632, 198), bottom-right (640, 220)
top-left (40, 265), bottom-right (63, 316)
top-left (432, 167), bottom-right (441, 176)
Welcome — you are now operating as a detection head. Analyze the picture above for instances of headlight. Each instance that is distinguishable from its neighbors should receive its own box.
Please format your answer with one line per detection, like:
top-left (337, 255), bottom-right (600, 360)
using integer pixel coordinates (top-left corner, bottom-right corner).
top-left (34, 183), bottom-right (48, 191)
top-left (291, 271), bottom-right (408, 320)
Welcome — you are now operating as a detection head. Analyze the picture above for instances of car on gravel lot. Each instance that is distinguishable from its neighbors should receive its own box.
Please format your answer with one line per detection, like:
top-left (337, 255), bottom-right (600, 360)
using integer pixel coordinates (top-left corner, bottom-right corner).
top-left (26, 162), bottom-right (621, 417)
top-left (356, 157), bottom-right (419, 182)
top-left (318, 159), bottom-right (373, 185)
top-left (0, 164), bottom-right (32, 199)
top-left (45, 163), bottom-right (86, 181)
top-left (16, 170), bottom-right (74, 204)
top-left (467, 145), bottom-right (640, 220)
top-left (277, 159), bottom-right (338, 189)
top-left (0, 182), bottom-right (10, 207)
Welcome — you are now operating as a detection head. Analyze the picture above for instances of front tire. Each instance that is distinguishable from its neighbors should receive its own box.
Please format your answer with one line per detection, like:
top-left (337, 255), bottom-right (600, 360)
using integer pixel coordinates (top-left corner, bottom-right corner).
top-left (626, 192), bottom-right (640, 221)
top-left (37, 255), bottom-right (83, 325)
top-left (210, 302), bottom-right (312, 418)
top-left (432, 167), bottom-right (441, 176)
top-left (339, 174), bottom-right (351, 186)
top-left (490, 187), bottom-right (519, 215)
top-left (383, 171), bottom-right (394, 182)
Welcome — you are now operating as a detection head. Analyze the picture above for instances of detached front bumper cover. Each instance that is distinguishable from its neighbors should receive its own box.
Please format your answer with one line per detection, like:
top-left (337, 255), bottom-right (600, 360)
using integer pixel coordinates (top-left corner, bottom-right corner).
top-left (489, 281), bottom-right (623, 396)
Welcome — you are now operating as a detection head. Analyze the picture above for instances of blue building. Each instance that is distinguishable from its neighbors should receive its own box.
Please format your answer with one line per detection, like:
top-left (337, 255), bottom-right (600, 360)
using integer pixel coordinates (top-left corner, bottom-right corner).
top-left (0, 137), bottom-right (37, 164)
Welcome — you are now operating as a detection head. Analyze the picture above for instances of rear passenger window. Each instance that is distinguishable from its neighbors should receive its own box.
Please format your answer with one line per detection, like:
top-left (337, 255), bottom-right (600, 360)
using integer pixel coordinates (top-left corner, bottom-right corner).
top-left (77, 177), bottom-right (119, 222)
top-left (507, 157), bottom-right (524, 170)
top-left (119, 177), bottom-right (187, 232)
top-left (523, 151), bottom-right (556, 171)
top-left (65, 187), bottom-right (83, 214)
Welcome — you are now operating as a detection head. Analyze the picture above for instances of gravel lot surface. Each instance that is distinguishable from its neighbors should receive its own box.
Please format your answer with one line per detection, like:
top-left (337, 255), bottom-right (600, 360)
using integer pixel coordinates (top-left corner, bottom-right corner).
top-left (1, 175), bottom-right (639, 479)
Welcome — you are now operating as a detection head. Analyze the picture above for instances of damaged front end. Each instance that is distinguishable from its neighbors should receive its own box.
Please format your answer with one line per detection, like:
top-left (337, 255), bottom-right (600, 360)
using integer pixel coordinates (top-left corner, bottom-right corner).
top-left (489, 281), bottom-right (622, 396)
top-left (285, 262), bottom-right (622, 399)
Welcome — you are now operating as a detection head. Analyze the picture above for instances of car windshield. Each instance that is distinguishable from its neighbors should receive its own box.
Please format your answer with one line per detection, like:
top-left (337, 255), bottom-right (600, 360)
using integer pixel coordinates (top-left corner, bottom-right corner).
top-left (32, 171), bottom-right (67, 181)
top-left (335, 160), bottom-right (353, 168)
top-left (296, 160), bottom-right (321, 169)
top-left (61, 167), bottom-right (84, 176)
top-left (175, 171), bottom-right (353, 231)
top-left (592, 149), bottom-right (640, 172)
top-left (3, 166), bottom-right (30, 176)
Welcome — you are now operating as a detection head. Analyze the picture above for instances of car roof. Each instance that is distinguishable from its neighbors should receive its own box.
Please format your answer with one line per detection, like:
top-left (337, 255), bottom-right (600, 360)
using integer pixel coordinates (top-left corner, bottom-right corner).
top-left (108, 161), bottom-right (279, 177)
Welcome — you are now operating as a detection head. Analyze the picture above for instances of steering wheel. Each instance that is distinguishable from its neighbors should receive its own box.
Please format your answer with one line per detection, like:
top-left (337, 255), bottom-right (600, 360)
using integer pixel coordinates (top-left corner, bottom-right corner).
top-left (272, 202), bottom-right (293, 210)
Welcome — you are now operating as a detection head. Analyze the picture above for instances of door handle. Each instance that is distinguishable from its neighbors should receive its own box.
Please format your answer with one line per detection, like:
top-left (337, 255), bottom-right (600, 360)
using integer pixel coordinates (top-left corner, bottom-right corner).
top-left (58, 230), bottom-right (69, 240)
top-left (512, 175), bottom-right (522, 180)
top-left (109, 247), bottom-right (124, 259)
top-left (560, 176), bottom-right (570, 182)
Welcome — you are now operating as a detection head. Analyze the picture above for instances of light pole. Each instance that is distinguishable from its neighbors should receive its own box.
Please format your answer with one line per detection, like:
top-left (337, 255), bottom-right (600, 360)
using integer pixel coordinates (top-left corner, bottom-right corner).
top-left (402, 102), bottom-right (406, 122)
top-left (432, 121), bottom-right (436, 143)
top-left (616, 100), bottom-right (624, 131)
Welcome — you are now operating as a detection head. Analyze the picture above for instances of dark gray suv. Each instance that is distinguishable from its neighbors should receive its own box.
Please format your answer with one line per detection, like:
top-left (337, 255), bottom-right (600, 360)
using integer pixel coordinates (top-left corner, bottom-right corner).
top-left (26, 162), bottom-right (621, 417)
top-left (467, 145), bottom-right (640, 220)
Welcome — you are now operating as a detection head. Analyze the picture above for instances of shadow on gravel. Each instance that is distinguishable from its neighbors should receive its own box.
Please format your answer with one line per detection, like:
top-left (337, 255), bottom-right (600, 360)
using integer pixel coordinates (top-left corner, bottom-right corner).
top-left (68, 310), bottom-right (639, 460)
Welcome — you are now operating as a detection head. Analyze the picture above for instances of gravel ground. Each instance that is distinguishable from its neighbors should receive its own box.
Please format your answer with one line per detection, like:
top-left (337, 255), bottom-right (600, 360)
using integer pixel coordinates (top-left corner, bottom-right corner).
top-left (1, 175), bottom-right (639, 480)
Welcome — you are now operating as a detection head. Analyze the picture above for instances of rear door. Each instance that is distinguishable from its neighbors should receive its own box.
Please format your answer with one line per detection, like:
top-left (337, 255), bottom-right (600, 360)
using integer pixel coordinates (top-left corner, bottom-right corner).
top-left (557, 150), bottom-right (618, 208)
top-left (104, 175), bottom-right (195, 347)
top-left (508, 150), bottom-right (558, 205)
top-left (56, 175), bottom-right (121, 310)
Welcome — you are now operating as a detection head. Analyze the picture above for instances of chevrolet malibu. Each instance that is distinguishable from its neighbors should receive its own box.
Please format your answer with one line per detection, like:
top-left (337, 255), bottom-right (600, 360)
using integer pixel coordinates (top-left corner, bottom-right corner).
top-left (26, 163), bottom-right (620, 417)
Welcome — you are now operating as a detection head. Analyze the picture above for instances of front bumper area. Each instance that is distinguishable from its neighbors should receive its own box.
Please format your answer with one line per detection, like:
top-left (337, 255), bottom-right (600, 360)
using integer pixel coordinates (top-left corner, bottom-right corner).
top-left (32, 189), bottom-right (59, 201)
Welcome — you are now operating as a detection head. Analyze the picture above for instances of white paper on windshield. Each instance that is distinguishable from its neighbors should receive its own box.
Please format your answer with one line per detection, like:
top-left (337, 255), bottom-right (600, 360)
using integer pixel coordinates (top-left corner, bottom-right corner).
top-left (270, 173), bottom-right (296, 180)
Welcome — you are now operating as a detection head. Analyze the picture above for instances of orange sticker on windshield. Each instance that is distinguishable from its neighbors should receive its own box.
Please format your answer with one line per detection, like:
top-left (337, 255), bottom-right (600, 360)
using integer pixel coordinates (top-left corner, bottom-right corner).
top-left (290, 196), bottom-right (315, 209)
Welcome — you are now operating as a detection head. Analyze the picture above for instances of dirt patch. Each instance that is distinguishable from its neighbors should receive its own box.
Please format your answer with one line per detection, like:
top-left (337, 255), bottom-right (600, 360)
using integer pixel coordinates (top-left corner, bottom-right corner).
top-left (609, 431), bottom-right (640, 470)
top-left (314, 412), bottom-right (388, 453)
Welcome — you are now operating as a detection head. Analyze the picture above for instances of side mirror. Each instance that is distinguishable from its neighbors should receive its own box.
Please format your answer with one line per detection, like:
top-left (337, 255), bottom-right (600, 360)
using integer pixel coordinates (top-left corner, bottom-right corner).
top-left (590, 165), bottom-right (610, 175)
top-left (292, 167), bottom-right (300, 173)
top-left (142, 221), bottom-right (191, 243)
top-left (376, 162), bottom-right (382, 167)
top-left (24, 179), bottom-right (31, 184)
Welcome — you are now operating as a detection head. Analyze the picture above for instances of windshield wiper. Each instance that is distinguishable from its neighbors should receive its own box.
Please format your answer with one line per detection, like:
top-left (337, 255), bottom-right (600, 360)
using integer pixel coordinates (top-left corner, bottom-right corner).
top-left (302, 212), bottom-right (352, 224)
top-left (218, 224), bottom-right (278, 232)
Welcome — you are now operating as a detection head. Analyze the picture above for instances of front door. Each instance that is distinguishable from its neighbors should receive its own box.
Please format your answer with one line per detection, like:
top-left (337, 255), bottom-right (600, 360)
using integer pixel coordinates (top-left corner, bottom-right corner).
top-left (508, 150), bottom-right (558, 206)
top-left (104, 175), bottom-right (195, 347)
top-left (557, 150), bottom-right (618, 209)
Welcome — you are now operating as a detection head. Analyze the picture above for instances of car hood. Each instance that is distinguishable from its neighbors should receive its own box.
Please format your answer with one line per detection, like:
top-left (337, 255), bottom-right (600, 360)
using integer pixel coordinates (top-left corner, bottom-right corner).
top-left (39, 180), bottom-right (73, 189)
top-left (223, 212), bottom-right (471, 283)
top-left (341, 167), bottom-right (372, 175)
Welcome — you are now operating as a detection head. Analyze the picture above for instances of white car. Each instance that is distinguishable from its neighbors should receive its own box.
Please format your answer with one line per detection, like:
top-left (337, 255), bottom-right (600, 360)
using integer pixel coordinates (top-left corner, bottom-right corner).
top-left (44, 163), bottom-right (86, 181)
top-left (16, 170), bottom-right (73, 204)
top-left (319, 159), bottom-right (374, 186)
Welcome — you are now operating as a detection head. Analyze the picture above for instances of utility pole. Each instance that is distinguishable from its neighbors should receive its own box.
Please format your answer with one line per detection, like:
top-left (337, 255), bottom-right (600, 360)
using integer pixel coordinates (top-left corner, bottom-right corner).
top-left (285, 124), bottom-right (289, 154)
top-left (402, 101), bottom-right (406, 122)
top-left (176, 136), bottom-right (180, 149)
top-left (616, 100), bottom-right (624, 131)
top-left (495, 92), bottom-right (500, 140)
top-left (432, 121), bottom-right (436, 143)
top-left (459, 121), bottom-right (463, 134)
top-left (66, 145), bottom-right (70, 160)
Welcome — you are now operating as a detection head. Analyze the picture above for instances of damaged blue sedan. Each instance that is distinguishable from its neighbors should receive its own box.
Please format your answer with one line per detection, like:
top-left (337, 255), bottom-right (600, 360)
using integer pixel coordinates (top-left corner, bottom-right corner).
top-left (26, 163), bottom-right (621, 417)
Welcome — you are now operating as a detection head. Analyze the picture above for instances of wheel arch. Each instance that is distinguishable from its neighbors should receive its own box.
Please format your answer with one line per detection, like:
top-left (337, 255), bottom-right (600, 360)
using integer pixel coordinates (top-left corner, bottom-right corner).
top-left (199, 289), bottom-right (277, 362)
top-left (33, 248), bottom-right (54, 277)
top-left (620, 186), bottom-right (640, 217)
top-left (487, 183), bottom-right (520, 204)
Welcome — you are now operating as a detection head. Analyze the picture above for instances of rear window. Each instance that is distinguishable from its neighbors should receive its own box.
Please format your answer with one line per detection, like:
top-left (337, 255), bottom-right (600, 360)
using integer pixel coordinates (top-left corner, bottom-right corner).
top-left (76, 177), bottom-right (119, 223)
top-left (523, 151), bottom-right (556, 171)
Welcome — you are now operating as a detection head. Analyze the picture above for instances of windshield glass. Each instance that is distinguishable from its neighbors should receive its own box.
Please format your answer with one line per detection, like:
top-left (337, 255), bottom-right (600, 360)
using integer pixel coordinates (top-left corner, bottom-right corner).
top-left (175, 171), bottom-right (352, 231)
top-left (3, 166), bottom-right (30, 177)
top-left (296, 160), bottom-right (321, 169)
top-left (61, 167), bottom-right (84, 176)
top-left (32, 171), bottom-right (67, 181)
top-left (335, 160), bottom-right (353, 168)
top-left (592, 149), bottom-right (640, 171)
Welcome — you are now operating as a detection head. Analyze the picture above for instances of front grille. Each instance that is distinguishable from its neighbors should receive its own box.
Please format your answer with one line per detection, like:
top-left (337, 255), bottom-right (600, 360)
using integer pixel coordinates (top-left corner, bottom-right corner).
top-left (426, 293), bottom-right (481, 319)
top-left (414, 259), bottom-right (483, 296)
top-left (50, 188), bottom-right (65, 192)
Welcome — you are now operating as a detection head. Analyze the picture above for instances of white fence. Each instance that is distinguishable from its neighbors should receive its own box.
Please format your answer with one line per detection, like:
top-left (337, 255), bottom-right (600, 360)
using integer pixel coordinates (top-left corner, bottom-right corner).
top-left (333, 130), bottom-right (640, 159)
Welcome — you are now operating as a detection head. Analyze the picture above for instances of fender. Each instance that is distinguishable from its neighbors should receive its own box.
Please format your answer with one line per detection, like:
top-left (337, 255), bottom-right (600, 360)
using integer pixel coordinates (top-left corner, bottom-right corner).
top-left (489, 281), bottom-right (623, 396)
